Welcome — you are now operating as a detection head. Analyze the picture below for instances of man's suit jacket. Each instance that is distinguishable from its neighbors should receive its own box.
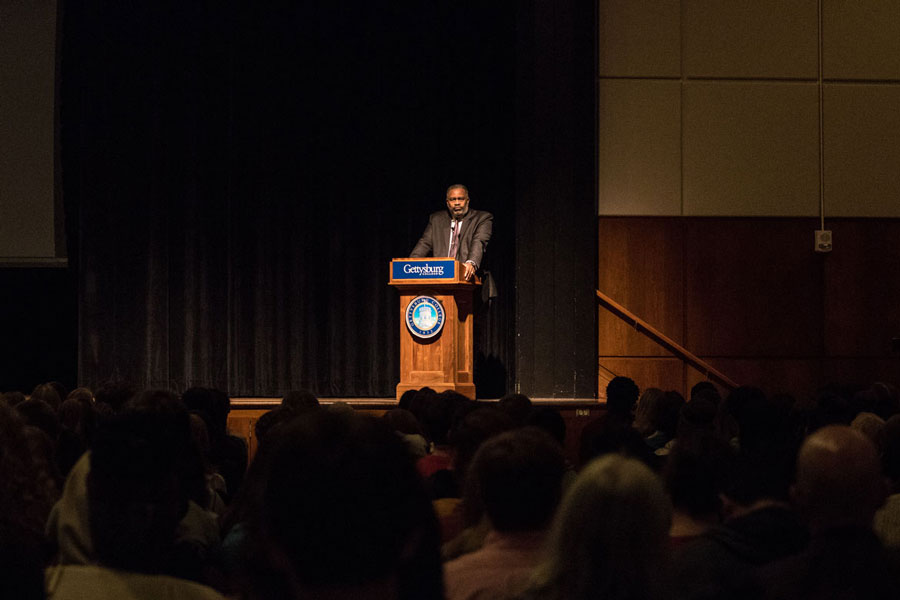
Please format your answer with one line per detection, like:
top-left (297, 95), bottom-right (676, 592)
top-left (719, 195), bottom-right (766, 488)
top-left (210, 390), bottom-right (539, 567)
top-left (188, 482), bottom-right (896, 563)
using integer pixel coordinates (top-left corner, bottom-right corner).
top-left (410, 209), bottom-right (493, 270)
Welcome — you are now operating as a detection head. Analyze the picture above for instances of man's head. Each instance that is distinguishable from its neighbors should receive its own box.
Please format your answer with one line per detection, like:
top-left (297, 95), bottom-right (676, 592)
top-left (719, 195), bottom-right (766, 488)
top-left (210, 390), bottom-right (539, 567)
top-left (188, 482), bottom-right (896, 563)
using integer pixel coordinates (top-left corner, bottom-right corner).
top-left (467, 427), bottom-right (565, 533)
top-left (791, 425), bottom-right (886, 533)
top-left (445, 185), bottom-right (470, 220)
top-left (89, 402), bottom-right (191, 573)
top-left (248, 411), bottom-right (443, 599)
top-left (605, 376), bottom-right (640, 417)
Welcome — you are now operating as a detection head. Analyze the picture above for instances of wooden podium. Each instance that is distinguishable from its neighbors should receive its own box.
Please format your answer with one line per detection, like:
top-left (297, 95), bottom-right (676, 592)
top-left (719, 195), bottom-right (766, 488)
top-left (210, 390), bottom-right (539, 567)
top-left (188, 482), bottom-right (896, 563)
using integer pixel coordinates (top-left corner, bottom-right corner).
top-left (390, 258), bottom-right (479, 400)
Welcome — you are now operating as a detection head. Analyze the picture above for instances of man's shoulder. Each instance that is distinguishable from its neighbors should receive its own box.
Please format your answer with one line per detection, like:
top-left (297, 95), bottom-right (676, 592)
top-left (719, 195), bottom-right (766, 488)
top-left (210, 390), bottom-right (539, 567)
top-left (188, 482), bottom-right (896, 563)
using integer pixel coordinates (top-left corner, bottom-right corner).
top-left (465, 209), bottom-right (493, 223)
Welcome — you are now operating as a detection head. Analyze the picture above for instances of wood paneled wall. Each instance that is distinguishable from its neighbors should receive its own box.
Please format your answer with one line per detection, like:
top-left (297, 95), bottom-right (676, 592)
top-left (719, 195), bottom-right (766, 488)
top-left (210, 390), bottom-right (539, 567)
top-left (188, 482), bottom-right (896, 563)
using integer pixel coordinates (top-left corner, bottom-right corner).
top-left (598, 217), bottom-right (900, 399)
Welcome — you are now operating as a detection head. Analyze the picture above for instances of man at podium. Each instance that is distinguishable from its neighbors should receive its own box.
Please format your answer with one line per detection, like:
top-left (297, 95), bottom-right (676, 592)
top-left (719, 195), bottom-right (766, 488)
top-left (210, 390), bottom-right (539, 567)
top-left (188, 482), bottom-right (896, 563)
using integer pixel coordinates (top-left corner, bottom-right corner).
top-left (410, 184), bottom-right (492, 283)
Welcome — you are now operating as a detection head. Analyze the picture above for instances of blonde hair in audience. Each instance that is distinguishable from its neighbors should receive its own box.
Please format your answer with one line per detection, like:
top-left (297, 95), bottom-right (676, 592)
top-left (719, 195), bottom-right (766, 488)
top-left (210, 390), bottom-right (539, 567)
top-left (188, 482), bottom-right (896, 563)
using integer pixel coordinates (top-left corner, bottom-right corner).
top-left (527, 454), bottom-right (672, 600)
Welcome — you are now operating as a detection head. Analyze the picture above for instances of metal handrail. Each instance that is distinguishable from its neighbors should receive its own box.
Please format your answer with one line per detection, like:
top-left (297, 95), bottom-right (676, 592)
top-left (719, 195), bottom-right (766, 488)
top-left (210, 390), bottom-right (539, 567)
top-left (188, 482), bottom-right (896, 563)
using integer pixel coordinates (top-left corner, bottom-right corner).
top-left (596, 289), bottom-right (739, 391)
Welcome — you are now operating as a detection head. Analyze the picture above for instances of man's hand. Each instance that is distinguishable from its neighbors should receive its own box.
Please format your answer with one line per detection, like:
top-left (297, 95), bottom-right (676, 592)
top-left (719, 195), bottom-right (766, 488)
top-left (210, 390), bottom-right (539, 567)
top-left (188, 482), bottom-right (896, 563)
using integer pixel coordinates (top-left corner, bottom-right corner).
top-left (463, 262), bottom-right (477, 281)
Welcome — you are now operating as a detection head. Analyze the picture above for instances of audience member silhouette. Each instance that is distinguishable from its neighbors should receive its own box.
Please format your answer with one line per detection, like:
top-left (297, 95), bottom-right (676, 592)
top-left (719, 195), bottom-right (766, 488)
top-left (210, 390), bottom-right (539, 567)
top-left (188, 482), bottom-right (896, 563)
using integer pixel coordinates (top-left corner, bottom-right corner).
top-left (241, 410), bottom-right (443, 600)
top-left (444, 428), bottom-right (566, 600)
top-left (280, 388), bottom-right (320, 413)
top-left (634, 387), bottom-right (664, 437)
top-left (874, 414), bottom-right (900, 549)
top-left (850, 411), bottom-right (886, 453)
top-left (11, 373), bottom-right (900, 599)
top-left (382, 407), bottom-right (429, 459)
top-left (436, 406), bottom-right (515, 546)
top-left (664, 435), bottom-right (736, 545)
top-left (672, 389), bottom-right (806, 600)
top-left (497, 393), bottom-right (533, 426)
top-left (0, 401), bottom-right (59, 600)
top-left (520, 454), bottom-right (672, 600)
top-left (525, 406), bottom-right (567, 447)
top-left (45, 397), bottom-right (224, 599)
top-left (578, 376), bottom-right (652, 467)
top-left (762, 425), bottom-right (900, 599)
top-left (92, 380), bottom-right (136, 414)
top-left (644, 390), bottom-right (685, 456)
top-left (31, 382), bottom-right (62, 411)
top-left (182, 387), bottom-right (247, 503)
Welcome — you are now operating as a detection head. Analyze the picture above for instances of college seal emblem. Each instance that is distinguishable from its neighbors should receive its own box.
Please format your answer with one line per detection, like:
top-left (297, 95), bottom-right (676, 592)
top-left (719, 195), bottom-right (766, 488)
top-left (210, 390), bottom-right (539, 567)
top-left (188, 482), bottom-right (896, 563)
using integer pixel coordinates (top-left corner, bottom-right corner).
top-left (405, 296), bottom-right (445, 339)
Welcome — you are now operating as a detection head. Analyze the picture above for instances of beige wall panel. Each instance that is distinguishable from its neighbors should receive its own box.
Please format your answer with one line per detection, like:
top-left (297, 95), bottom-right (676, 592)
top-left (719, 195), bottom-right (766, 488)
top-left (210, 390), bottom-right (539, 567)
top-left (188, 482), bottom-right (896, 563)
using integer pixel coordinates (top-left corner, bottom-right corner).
top-left (598, 0), bottom-right (681, 77)
top-left (824, 84), bottom-right (900, 217)
top-left (683, 0), bottom-right (818, 79)
top-left (824, 0), bottom-right (900, 80)
top-left (683, 82), bottom-right (819, 216)
top-left (598, 80), bottom-right (682, 216)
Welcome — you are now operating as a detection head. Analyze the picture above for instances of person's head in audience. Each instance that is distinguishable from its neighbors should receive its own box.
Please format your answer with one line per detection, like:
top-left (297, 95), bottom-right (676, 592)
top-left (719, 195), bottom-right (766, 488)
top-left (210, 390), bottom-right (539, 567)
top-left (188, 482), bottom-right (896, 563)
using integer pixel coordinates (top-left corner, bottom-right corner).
top-left (718, 397), bottom-right (801, 516)
top-left (466, 427), bottom-right (565, 535)
top-left (690, 381), bottom-right (721, 406)
top-left (383, 408), bottom-right (429, 459)
top-left (15, 398), bottom-right (61, 442)
top-left (653, 391), bottom-right (685, 440)
top-left (88, 394), bottom-right (193, 574)
top-left (605, 376), bottom-right (640, 421)
top-left (730, 386), bottom-right (790, 453)
top-left (3, 390), bottom-right (27, 407)
top-left (244, 410), bottom-right (443, 600)
top-left (58, 397), bottom-right (96, 444)
top-left (281, 389), bottom-right (319, 413)
top-left (56, 397), bottom-right (95, 478)
top-left (791, 425), bottom-right (886, 534)
top-left (859, 382), bottom-right (900, 421)
top-left (66, 386), bottom-right (94, 405)
top-left (398, 389), bottom-right (417, 411)
top-left (208, 387), bottom-right (233, 437)
top-left (94, 379), bottom-right (136, 413)
top-left (182, 386), bottom-right (215, 430)
top-left (417, 390), bottom-right (458, 448)
top-left (634, 387), bottom-right (664, 437)
top-left (664, 435), bottom-right (736, 537)
top-left (254, 406), bottom-right (297, 446)
top-left (526, 406), bottom-right (567, 447)
top-left (498, 393), bottom-right (533, 426)
top-left (449, 406), bottom-right (515, 490)
top-left (408, 386), bottom-right (438, 425)
top-left (527, 454), bottom-right (672, 600)
top-left (383, 408), bottom-right (424, 436)
top-left (676, 396), bottom-right (717, 445)
top-left (48, 381), bottom-right (69, 403)
top-left (851, 411), bottom-right (886, 454)
top-left (881, 415), bottom-right (900, 492)
top-left (187, 412), bottom-right (219, 508)
top-left (30, 382), bottom-right (62, 410)
top-left (0, 402), bottom-right (59, 599)
top-left (807, 386), bottom-right (857, 432)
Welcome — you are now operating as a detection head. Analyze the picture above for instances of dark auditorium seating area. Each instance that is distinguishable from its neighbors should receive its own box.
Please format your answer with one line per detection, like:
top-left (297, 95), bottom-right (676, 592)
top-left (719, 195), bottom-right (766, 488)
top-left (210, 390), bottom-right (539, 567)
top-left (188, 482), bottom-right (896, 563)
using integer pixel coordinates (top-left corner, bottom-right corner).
top-left (5, 378), bottom-right (900, 599)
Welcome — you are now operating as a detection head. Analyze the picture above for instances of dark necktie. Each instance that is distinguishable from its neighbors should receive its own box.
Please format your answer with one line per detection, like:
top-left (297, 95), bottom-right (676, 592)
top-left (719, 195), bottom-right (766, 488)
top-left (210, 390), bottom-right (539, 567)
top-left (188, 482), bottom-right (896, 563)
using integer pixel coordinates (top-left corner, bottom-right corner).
top-left (448, 220), bottom-right (460, 259)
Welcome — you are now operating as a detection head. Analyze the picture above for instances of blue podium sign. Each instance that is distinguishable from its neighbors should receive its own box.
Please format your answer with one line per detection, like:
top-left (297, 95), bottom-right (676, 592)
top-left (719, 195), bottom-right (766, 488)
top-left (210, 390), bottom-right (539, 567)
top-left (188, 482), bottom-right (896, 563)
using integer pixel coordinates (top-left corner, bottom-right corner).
top-left (391, 259), bottom-right (456, 280)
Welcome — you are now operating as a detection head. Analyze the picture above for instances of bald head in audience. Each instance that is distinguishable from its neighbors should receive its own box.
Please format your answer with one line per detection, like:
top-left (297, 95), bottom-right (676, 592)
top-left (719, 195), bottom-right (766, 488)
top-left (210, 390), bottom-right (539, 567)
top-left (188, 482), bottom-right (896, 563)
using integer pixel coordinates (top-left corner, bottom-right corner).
top-left (791, 425), bottom-right (886, 533)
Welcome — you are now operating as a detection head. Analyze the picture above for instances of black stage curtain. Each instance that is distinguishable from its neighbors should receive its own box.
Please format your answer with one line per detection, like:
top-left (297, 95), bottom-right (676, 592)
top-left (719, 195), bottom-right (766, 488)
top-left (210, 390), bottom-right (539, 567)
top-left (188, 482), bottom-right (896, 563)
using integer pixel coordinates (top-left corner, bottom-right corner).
top-left (63, 3), bottom-right (516, 397)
